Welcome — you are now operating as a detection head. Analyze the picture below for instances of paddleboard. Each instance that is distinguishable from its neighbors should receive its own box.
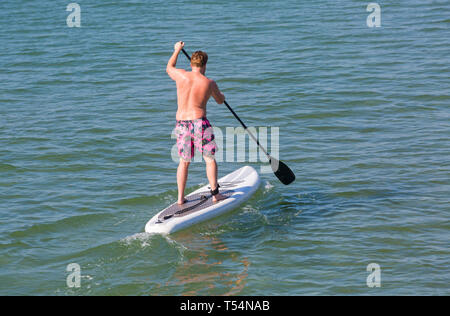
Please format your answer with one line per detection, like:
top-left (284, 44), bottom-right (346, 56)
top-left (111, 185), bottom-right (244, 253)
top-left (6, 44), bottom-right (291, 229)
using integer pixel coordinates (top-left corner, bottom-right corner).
top-left (145, 165), bottom-right (260, 234)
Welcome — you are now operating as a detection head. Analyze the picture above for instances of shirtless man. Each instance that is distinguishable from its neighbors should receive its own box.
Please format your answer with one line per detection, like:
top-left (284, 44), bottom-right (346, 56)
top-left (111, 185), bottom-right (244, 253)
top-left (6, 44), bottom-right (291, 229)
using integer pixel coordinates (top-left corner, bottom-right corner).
top-left (166, 41), bottom-right (225, 205)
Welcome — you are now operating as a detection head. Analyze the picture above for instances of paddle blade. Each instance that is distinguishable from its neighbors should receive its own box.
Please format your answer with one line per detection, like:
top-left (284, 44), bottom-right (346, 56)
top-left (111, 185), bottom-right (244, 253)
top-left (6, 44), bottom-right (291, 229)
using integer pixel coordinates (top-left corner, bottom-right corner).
top-left (270, 157), bottom-right (296, 185)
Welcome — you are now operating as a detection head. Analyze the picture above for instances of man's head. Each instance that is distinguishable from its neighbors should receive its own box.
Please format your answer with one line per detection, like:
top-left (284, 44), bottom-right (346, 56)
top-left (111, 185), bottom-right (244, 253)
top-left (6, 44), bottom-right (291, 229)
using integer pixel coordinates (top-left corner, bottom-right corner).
top-left (191, 51), bottom-right (208, 72)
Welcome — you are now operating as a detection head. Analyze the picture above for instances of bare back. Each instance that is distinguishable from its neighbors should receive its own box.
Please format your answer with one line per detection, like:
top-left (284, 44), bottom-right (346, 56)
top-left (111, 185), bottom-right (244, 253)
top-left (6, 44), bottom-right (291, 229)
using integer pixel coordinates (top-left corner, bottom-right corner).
top-left (175, 71), bottom-right (212, 120)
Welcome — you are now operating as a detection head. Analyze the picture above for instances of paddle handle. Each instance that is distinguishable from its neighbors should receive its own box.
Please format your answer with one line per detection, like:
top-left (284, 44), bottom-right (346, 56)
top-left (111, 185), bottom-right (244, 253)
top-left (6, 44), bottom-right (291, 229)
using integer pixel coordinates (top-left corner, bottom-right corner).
top-left (181, 49), bottom-right (271, 159)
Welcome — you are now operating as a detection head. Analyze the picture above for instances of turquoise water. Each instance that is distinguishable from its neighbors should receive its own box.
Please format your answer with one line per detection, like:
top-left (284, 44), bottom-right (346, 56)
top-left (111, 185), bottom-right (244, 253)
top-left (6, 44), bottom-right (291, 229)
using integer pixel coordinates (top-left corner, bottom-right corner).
top-left (1, 0), bottom-right (449, 295)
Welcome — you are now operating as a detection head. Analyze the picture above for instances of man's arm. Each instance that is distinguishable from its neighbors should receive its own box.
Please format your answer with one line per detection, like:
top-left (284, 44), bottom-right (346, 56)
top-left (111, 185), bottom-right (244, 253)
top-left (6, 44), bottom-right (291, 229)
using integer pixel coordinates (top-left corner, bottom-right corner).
top-left (211, 80), bottom-right (225, 104)
top-left (166, 41), bottom-right (185, 81)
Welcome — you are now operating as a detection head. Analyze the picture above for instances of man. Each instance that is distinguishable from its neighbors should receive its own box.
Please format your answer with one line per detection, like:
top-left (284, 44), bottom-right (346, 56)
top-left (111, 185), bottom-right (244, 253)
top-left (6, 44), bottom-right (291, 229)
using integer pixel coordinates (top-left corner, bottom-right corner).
top-left (166, 41), bottom-right (225, 205)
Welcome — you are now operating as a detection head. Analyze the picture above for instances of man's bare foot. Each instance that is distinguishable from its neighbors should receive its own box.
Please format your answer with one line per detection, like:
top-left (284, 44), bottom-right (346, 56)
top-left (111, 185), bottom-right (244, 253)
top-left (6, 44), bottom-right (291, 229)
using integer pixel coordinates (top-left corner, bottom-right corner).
top-left (177, 198), bottom-right (187, 205)
top-left (212, 193), bottom-right (226, 203)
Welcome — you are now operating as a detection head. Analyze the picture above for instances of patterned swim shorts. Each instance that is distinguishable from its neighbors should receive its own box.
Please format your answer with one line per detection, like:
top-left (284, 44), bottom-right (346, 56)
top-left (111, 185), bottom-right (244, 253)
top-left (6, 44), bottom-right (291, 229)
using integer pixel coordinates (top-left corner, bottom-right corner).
top-left (175, 117), bottom-right (217, 161)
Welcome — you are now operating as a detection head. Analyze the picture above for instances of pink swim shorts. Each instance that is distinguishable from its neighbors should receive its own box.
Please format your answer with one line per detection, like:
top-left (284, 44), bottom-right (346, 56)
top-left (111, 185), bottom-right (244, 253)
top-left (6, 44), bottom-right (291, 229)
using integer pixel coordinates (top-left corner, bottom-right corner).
top-left (175, 117), bottom-right (217, 161)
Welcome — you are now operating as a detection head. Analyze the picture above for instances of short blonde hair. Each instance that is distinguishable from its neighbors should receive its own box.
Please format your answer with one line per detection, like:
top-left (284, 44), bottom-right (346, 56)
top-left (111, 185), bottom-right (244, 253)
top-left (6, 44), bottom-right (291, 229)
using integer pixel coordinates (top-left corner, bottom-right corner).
top-left (191, 51), bottom-right (208, 67)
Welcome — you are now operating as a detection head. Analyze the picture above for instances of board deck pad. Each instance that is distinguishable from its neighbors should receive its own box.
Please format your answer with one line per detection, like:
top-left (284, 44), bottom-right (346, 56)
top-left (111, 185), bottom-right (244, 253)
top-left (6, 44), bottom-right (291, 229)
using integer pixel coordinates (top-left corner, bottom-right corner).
top-left (145, 167), bottom-right (260, 234)
top-left (157, 190), bottom-right (235, 223)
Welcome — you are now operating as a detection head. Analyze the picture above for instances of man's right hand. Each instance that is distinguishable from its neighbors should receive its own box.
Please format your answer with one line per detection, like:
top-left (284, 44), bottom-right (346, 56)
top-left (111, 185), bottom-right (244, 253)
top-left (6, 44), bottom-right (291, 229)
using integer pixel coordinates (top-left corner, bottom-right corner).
top-left (174, 41), bottom-right (185, 52)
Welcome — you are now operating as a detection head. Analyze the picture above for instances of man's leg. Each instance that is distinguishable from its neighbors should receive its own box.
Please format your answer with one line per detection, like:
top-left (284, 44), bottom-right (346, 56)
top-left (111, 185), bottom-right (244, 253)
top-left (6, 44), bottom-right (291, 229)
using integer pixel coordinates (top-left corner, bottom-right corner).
top-left (204, 155), bottom-right (225, 202)
top-left (177, 158), bottom-right (190, 205)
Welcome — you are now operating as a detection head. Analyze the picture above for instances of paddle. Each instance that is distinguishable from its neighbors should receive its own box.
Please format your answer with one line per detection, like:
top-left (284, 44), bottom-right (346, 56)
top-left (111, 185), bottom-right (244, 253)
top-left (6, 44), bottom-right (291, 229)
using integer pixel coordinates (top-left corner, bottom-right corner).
top-left (181, 48), bottom-right (295, 185)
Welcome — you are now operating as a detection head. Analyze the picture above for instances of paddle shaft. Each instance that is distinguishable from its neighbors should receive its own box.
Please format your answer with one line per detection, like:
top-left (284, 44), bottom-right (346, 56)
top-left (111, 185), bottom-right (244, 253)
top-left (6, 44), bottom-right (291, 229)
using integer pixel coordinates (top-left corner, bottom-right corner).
top-left (181, 48), bottom-right (271, 159)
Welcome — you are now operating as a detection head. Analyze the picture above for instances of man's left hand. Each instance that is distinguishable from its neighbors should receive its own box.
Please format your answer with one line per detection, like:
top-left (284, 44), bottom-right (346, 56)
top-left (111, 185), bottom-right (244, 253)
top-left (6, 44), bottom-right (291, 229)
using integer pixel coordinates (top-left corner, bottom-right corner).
top-left (174, 41), bottom-right (185, 51)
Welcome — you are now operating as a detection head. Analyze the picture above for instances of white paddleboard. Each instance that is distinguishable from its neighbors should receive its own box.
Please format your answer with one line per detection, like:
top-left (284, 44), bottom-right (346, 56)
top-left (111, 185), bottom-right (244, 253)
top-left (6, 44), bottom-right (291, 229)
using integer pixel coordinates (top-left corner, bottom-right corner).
top-left (145, 166), bottom-right (260, 234)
